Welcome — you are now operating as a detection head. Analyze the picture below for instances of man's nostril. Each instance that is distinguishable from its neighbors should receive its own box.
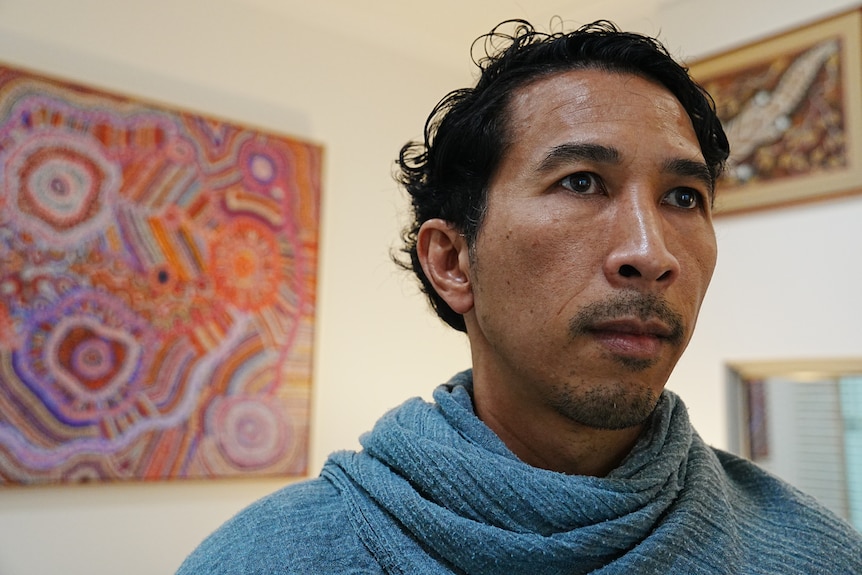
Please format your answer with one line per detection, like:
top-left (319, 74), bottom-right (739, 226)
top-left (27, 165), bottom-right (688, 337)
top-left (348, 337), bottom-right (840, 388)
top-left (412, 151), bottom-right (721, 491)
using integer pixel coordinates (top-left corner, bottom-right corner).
top-left (619, 264), bottom-right (640, 278)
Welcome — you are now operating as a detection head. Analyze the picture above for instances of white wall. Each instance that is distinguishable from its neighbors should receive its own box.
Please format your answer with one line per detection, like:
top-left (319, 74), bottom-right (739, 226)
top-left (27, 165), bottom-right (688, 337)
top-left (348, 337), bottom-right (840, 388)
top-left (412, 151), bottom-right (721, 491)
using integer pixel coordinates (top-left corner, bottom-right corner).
top-left (0, 2), bottom-right (470, 574)
top-left (0, 1), bottom-right (861, 574)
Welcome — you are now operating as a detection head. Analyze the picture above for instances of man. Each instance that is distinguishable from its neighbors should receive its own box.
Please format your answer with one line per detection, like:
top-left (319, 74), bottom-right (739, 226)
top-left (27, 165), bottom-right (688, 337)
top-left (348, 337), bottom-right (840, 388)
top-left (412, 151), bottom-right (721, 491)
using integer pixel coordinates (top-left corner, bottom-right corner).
top-left (178, 20), bottom-right (862, 574)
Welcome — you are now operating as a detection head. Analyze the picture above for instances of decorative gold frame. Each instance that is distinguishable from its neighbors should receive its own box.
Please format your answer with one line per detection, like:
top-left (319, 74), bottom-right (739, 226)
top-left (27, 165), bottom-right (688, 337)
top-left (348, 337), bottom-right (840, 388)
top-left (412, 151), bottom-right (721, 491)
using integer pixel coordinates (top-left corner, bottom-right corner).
top-left (689, 8), bottom-right (862, 215)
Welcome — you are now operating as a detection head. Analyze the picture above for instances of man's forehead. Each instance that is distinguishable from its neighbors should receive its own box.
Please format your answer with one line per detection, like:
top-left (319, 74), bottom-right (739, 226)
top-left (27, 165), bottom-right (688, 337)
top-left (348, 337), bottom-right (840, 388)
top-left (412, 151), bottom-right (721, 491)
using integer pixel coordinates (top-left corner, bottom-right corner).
top-left (502, 70), bottom-right (699, 153)
top-left (507, 68), bottom-right (686, 123)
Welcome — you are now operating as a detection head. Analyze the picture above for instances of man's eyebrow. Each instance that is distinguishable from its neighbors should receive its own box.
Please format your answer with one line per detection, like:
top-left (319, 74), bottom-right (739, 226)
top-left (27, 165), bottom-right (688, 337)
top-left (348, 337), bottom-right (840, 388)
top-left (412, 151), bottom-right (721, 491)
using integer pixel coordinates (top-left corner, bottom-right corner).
top-left (663, 158), bottom-right (715, 197)
top-left (536, 142), bottom-right (620, 174)
top-left (537, 143), bottom-right (715, 199)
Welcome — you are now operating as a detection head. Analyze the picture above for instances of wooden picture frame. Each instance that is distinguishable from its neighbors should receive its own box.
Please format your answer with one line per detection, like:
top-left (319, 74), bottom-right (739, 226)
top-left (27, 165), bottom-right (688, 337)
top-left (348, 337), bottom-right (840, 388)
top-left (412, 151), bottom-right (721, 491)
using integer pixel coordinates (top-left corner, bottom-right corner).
top-left (688, 8), bottom-right (862, 215)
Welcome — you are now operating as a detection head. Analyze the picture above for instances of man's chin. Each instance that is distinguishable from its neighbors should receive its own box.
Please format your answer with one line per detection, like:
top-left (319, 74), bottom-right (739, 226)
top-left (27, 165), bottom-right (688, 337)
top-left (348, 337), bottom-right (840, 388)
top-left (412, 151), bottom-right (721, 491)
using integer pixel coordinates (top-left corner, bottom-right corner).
top-left (549, 385), bottom-right (661, 430)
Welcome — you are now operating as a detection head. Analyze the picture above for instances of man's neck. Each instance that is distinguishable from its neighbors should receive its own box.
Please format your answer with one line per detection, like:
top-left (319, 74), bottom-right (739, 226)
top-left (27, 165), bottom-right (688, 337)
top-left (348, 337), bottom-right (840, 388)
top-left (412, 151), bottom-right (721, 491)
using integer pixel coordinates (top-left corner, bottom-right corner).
top-left (471, 376), bottom-right (646, 477)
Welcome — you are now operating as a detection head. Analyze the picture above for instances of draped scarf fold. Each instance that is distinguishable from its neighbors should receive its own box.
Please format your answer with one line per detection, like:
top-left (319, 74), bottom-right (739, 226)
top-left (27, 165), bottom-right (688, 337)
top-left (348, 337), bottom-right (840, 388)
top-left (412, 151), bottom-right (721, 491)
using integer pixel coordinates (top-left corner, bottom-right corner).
top-left (322, 370), bottom-right (743, 574)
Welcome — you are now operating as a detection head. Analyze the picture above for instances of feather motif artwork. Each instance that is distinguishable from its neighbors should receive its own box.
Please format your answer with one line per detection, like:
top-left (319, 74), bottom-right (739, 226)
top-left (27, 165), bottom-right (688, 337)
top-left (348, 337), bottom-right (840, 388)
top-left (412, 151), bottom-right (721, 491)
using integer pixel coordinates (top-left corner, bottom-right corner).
top-left (705, 38), bottom-right (844, 189)
top-left (724, 40), bottom-right (839, 170)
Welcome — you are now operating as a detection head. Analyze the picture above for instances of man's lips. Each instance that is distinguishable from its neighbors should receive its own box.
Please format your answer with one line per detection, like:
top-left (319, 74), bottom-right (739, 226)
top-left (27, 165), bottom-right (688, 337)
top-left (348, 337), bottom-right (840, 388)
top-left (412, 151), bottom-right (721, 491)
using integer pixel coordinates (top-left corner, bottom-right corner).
top-left (588, 318), bottom-right (675, 339)
top-left (586, 318), bottom-right (677, 357)
top-left (567, 292), bottom-right (686, 355)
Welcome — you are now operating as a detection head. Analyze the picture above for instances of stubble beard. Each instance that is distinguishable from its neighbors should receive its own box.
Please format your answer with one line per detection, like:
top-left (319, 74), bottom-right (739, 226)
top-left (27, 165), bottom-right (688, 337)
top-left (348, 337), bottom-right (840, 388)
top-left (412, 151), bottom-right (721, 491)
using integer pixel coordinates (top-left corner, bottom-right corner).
top-left (547, 382), bottom-right (659, 430)
top-left (550, 292), bottom-right (685, 430)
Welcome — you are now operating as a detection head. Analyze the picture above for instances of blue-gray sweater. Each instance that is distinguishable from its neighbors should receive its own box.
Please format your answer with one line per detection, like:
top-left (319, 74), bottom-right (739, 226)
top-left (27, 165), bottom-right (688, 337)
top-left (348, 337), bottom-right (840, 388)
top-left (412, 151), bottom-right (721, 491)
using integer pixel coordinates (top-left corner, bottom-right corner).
top-left (178, 372), bottom-right (862, 574)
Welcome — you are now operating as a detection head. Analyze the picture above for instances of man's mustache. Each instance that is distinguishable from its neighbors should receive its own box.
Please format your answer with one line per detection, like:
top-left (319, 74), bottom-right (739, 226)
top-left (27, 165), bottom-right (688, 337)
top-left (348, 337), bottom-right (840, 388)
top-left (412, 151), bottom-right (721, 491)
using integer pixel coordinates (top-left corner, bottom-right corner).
top-left (568, 292), bottom-right (685, 346)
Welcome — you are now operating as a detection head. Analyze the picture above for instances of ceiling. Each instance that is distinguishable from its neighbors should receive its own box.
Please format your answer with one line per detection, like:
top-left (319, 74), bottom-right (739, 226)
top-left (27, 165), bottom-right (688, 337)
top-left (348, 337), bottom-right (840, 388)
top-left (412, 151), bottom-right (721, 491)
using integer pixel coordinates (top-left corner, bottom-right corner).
top-left (241, 0), bottom-right (670, 78)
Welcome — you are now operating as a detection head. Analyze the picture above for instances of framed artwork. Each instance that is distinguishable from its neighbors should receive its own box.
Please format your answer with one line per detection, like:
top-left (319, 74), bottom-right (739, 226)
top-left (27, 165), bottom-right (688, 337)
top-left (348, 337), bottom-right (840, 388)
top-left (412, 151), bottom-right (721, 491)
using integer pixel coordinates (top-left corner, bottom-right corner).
top-left (688, 8), bottom-right (862, 214)
top-left (0, 62), bottom-right (322, 484)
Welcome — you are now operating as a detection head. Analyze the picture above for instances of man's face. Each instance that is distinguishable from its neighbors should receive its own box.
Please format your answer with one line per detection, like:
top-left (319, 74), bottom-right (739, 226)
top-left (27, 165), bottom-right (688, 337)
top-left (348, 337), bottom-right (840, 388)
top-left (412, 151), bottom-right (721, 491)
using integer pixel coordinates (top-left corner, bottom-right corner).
top-left (464, 69), bottom-right (717, 430)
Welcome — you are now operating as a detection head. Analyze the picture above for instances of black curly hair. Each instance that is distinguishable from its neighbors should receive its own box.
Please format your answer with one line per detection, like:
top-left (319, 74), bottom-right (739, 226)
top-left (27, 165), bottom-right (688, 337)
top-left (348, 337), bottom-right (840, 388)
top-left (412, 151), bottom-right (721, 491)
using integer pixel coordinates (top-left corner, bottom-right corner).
top-left (396, 19), bottom-right (729, 332)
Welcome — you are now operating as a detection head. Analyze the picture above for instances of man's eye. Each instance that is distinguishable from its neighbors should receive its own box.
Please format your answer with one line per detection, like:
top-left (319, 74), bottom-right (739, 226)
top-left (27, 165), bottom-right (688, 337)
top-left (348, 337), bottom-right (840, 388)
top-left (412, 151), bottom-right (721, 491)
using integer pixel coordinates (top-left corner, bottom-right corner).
top-left (560, 172), bottom-right (602, 195)
top-left (664, 188), bottom-right (702, 209)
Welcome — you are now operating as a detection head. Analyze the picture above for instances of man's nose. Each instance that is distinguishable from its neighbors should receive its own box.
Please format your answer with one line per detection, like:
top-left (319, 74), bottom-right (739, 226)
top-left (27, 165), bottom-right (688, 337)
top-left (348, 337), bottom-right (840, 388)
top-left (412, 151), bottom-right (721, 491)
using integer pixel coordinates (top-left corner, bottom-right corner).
top-left (602, 199), bottom-right (680, 288)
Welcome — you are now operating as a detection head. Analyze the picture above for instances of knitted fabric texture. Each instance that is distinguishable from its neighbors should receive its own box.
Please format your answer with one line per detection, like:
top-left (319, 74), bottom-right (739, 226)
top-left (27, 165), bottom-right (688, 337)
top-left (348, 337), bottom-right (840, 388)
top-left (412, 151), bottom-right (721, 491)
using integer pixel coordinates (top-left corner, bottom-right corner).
top-left (323, 370), bottom-right (862, 575)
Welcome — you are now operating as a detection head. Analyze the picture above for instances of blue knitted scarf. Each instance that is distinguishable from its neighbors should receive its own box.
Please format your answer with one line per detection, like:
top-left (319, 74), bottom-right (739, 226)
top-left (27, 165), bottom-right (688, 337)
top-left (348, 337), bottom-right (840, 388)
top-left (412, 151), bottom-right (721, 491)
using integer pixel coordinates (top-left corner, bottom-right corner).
top-left (322, 371), bottom-right (862, 574)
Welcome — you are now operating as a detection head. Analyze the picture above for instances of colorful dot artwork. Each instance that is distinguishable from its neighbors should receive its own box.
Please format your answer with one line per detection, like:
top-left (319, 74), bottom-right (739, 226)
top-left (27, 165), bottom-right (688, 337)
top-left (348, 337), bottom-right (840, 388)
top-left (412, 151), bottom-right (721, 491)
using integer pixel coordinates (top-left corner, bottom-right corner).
top-left (0, 63), bottom-right (321, 484)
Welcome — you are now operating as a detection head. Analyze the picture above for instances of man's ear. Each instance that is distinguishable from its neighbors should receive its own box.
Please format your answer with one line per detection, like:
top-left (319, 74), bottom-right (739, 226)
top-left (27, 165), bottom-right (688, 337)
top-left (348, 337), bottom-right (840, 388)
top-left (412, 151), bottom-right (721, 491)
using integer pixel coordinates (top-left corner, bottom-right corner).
top-left (417, 219), bottom-right (474, 315)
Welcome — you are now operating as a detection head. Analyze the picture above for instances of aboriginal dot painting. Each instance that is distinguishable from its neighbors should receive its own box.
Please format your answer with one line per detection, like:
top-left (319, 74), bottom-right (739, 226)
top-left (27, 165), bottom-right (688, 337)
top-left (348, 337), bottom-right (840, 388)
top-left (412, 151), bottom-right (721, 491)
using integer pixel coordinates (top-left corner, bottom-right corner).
top-left (0, 63), bottom-right (321, 484)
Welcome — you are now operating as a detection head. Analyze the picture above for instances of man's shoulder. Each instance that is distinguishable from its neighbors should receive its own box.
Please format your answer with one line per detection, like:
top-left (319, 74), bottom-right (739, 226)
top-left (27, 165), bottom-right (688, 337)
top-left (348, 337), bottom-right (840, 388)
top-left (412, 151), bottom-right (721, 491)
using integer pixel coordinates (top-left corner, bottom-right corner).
top-left (244, 473), bottom-right (345, 518)
top-left (710, 447), bottom-right (862, 570)
top-left (713, 447), bottom-right (843, 515)
top-left (176, 475), bottom-right (382, 575)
